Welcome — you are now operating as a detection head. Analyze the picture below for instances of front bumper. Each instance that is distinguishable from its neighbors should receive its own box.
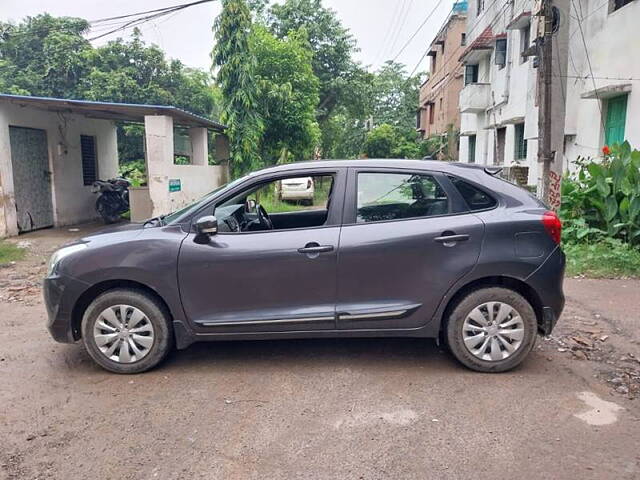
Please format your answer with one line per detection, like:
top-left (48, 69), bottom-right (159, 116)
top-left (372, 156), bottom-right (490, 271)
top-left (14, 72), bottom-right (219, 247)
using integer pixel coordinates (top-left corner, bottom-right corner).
top-left (43, 274), bottom-right (90, 343)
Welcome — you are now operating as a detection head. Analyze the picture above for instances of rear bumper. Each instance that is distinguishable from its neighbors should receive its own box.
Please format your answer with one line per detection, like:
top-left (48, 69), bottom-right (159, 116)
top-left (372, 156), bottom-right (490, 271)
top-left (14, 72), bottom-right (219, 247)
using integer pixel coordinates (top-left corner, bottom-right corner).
top-left (281, 190), bottom-right (314, 200)
top-left (43, 274), bottom-right (90, 343)
top-left (525, 246), bottom-right (566, 335)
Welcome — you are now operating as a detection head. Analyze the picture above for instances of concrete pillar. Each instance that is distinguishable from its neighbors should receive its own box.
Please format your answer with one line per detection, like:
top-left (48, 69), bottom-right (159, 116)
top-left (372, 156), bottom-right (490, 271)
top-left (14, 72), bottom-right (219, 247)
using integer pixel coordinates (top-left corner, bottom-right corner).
top-left (144, 115), bottom-right (174, 217)
top-left (0, 112), bottom-right (18, 237)
top-left (189, 127), bottom-right (208, 166)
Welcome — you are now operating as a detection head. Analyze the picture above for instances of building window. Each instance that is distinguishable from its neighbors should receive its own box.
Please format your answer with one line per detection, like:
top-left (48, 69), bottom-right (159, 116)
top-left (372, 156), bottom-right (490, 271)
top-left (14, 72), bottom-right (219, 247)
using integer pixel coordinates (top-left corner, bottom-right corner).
top-left (80, 135), bottom-right (98, 186)
top-left (432, 53), bottom-right (437, 73)
top-left (468, 135), bottom-right (476, 163)
top-left (429, 103), bottom-right (435, 124)
top-left (477, 0), bottom-right (485, 15)
top-left (514, 123), bottom-right (528, 160)
top-left (461, 33), bottom-right (467, 46)
top-left (610, 0), bottom-right (634, 12)
top-left (495, 38), bottom-right (507, 68)
top-left (520, 25), bottom-right (530, 64)
top-left (416, 109), bottom-right (422, 130)
top-left (605, 94), bottom-right (628, 146)
top-left (464, 64), bottom-right (479, 85)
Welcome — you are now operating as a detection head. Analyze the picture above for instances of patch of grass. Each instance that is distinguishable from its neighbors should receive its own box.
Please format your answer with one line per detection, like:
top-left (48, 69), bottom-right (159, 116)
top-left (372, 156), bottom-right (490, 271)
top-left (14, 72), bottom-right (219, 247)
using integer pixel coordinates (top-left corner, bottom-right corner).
top-left (0, 241), bottom-right (26, 265)
top-left (564, 239), bottom-right (640, 278)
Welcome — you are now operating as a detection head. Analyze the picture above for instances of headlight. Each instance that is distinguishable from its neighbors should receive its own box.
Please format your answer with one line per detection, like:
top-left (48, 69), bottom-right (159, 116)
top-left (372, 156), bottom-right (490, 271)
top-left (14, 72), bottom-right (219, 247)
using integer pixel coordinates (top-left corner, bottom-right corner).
top-left (47, 244), bottom-right (87, 276)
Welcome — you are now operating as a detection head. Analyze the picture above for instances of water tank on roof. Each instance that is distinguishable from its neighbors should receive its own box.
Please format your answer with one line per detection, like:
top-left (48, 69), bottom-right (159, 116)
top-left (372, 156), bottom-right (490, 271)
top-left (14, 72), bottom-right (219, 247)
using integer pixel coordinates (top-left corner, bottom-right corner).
top-left (453, 0), bottom-right (468, 13)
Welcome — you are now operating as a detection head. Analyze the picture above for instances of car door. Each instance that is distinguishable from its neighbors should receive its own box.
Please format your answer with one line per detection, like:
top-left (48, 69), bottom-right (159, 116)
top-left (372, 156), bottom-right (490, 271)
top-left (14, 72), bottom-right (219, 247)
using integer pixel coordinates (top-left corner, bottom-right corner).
top-left (177, 168), bottom-right (346, 333)
top-left (336, 168), bottom-right (485, 330)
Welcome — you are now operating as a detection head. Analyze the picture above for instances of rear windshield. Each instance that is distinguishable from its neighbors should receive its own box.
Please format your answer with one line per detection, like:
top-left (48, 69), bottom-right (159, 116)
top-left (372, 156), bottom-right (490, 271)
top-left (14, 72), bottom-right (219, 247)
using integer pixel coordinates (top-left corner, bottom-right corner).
top-left (447, 176), bottom-right (497, 211)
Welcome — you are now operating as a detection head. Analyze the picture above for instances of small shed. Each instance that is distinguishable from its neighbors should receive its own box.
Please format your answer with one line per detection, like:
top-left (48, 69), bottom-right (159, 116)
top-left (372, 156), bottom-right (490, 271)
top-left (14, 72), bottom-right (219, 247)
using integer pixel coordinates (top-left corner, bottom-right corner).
top-left (0, 94), bottom-right (229, 237)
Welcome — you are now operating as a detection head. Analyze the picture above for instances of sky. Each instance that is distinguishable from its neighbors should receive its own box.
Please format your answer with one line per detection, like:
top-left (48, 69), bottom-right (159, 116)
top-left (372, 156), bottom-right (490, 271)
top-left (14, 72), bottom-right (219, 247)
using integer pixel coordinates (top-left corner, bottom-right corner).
top-left (1, 0), bottom-right (454, 75)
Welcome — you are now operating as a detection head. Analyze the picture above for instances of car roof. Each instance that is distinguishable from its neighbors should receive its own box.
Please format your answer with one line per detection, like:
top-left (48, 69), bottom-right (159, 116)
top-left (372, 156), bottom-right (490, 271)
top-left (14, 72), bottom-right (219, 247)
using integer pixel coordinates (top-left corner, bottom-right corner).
top-left (254, 159), bottom-right (488, 175)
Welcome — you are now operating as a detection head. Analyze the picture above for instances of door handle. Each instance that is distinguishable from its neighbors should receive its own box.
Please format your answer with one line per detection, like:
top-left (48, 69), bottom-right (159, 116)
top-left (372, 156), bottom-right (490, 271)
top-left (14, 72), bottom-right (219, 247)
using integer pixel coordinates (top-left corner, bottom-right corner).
top-left (434, 234), bottom-right (470, 245)
top-left (298, 244), bottom-right (334, 254)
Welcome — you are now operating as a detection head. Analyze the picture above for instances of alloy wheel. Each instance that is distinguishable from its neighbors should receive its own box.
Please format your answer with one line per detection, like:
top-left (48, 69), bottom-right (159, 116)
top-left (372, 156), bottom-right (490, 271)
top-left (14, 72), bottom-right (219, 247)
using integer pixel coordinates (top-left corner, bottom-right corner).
top-left (93, 305), bottom-right (155, 363)
top-left (462, 302), bottom-right (525, 362)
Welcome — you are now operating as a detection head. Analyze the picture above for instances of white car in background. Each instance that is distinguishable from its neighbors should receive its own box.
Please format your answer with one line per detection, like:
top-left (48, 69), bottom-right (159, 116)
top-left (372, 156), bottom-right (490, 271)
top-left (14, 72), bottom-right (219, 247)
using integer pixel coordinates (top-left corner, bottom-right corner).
top-left (279, 177), bottom-right (315, 204)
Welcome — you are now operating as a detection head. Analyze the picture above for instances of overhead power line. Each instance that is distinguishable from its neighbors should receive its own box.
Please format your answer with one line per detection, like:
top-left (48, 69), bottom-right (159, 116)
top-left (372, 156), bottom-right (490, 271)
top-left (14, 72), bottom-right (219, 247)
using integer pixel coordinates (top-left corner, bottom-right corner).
top-left (0, 0), bottom-right (215, 41)
top-left (87, 0), bottom-right (215, 41)
top-left (389, 0), bottom-right (447, 64)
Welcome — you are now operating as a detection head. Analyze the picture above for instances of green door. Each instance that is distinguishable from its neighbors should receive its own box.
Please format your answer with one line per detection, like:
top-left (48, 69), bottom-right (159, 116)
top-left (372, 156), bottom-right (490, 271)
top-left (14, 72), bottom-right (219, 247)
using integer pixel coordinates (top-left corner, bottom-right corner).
top-left (605, 94), bottom-right (628, 146)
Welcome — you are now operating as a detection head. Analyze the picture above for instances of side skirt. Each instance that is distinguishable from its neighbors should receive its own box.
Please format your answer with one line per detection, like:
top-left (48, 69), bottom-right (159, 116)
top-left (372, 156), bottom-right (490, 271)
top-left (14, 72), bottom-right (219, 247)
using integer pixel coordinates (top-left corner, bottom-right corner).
top-left (172, 319), bottom-right (441, 350)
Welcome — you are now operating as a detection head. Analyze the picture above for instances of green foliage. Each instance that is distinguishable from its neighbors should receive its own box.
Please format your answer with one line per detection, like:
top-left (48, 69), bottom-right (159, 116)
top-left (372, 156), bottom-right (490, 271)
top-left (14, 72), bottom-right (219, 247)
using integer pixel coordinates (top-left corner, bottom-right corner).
top-left (372, 61), bottom-right (420, 131)
top-left (0, 241), bottom-right (26, 265)
top-left (564, 239), bottom-right (640, 278)
top-left (252, 26), bottom-right (320, 164)
top-left (363, 124), bottom-right (431, 160)
top-left (560, 141), bottom-right (640, 245)
top-left (118, 159), bottom-right (147, 187)
top-left (0, 15), bottom-right (92, 98)
top-left (267, 0), bottom-right (358, 121)
top-left (213, 0), bottom-right (264, 177)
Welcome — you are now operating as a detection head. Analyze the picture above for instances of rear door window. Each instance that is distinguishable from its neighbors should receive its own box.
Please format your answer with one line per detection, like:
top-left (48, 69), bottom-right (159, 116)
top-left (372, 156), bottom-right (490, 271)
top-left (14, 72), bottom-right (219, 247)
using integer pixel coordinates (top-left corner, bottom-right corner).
top-left (356, 172), bottom-right (449, 223)
top-left (448, 176), bottom-right (497, 211)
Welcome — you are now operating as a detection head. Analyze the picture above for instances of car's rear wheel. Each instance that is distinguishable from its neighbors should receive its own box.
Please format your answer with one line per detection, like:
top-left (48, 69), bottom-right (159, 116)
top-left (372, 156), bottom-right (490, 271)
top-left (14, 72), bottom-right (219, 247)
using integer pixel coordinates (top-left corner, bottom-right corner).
top-left (81, 289), bottom-right (173, 374)
top-left (445, 287), bottom-right (537, 373)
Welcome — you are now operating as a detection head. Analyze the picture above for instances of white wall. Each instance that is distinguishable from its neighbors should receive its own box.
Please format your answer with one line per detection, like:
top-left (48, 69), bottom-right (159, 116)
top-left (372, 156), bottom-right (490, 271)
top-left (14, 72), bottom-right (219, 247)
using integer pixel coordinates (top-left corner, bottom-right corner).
top-left (564, 0), bottom-right (640, 167)
top-left (0, 103), bottom-right (118, 236)
top-left (144, 115), bottom-right (226, 218)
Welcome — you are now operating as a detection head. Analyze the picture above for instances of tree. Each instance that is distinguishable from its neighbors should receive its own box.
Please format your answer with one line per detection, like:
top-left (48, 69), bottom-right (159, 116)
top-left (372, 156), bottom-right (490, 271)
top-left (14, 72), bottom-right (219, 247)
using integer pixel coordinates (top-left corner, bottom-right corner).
top-left (364, 123), bottom-right (431, 160)
top-left (212, 0), bottom-right (264, 177)
top-left (252, 26), bottom-right (320, 164)
top-left (0, 14), bottom-right (92, 97)
top-left (372, 61), bottom-right (420, 131)
top-left (363, 124), bottom-right (397, 158)
top-left (267, 0), bottom-right (358, 121)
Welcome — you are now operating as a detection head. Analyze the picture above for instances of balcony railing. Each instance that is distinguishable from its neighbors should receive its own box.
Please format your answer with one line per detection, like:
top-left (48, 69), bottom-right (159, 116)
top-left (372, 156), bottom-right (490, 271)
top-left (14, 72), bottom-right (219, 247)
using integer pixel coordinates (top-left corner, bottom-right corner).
top-left (459, 83), bottom-right (491, 113)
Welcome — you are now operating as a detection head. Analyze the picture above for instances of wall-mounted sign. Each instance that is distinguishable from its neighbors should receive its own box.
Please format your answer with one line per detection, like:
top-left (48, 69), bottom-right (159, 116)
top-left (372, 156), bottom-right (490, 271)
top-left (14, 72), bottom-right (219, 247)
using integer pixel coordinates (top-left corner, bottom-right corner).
top-left (169, 179), bottom-right (181, 192)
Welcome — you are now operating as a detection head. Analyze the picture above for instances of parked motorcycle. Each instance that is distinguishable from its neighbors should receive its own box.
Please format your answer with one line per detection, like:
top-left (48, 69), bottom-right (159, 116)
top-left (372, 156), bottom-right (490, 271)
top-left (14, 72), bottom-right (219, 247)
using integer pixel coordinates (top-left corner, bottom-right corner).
top-left (92, 178), bottom-right (130, 224)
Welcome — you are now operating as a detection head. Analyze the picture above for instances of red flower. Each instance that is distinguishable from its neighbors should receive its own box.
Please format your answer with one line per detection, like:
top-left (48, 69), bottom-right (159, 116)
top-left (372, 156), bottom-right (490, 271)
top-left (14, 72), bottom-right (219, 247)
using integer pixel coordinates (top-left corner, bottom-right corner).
top-left (602, 145), bottom-right (611, 156)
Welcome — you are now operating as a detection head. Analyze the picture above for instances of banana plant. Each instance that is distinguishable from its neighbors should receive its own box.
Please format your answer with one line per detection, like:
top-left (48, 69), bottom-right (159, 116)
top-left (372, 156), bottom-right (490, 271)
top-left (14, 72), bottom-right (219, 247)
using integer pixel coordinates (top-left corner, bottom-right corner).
top-left (560, 141), bottom-right (640, 245)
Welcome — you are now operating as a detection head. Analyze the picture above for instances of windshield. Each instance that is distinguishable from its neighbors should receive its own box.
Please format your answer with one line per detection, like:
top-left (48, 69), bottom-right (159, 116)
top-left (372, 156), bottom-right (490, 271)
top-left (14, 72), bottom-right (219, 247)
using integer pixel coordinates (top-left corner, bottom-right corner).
top-left (163, 177), bottom-right (245, 224)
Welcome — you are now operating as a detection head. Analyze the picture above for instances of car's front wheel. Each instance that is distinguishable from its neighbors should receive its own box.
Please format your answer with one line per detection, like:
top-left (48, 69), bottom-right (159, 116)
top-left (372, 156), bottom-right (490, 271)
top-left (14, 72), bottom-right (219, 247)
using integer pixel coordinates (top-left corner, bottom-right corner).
top-left (445, 287), bottom-right (538, 373)
top-left (81, 289), bottom-right (173, 374)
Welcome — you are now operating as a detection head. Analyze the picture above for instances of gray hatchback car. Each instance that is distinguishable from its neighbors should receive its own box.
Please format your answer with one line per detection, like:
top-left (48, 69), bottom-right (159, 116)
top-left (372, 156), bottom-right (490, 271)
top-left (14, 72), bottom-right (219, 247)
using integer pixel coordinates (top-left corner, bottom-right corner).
top-left (44, 160), bottom-right (565, 374)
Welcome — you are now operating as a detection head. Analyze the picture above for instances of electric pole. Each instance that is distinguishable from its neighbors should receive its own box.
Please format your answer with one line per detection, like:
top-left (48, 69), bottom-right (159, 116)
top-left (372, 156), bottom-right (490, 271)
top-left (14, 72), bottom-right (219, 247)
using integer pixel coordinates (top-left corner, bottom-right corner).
top-left (538, 0), bottom-right (554, 206)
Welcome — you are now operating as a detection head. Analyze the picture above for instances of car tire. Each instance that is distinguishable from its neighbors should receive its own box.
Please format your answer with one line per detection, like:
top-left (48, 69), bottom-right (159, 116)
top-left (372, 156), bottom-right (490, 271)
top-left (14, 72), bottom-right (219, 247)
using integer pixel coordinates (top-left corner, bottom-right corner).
top-left (81, 289), bottom-right (173, 374)
top-left (445, 287), bottom-right (537, 373)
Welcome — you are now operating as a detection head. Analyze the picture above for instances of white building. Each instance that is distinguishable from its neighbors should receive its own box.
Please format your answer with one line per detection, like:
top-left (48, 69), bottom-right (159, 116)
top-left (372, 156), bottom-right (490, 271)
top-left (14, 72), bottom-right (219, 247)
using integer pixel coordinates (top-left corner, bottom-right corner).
top-left (0, 95), bottom-right (228, 237)
top-left (458, 0), bottom-right (547, 186)
top-left (563, 0), bottom-right (640, 163)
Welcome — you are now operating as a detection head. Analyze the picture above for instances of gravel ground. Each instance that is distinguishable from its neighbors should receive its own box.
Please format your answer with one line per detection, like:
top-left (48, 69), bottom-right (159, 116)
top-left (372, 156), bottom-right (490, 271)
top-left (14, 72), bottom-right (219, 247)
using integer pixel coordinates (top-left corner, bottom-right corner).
top-left (1, 224), bottom-right (639, 479)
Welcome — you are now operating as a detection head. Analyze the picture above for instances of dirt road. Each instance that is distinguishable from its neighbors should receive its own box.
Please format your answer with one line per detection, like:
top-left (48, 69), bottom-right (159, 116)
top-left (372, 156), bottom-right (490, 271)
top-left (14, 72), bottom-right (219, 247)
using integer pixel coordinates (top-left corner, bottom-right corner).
top-left (1, 225), bottom-right (639, 479)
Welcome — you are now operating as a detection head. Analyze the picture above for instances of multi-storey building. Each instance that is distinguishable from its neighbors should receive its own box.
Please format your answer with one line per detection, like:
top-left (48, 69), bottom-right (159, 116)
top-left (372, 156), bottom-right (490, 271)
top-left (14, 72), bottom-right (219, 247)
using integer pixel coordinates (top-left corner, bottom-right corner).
top-left (564, 0), bottom-right (640, 162)
top-left (417, 1), bottom-right (468, 158)
top-left (457, 0), bottom-right (555, 186)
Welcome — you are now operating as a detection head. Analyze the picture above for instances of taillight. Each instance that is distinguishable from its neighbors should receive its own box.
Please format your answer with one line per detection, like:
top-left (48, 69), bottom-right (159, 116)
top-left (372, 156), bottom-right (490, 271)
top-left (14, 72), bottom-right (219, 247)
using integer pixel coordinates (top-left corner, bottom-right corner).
top-left (307, 179), bottom-right (312, 189)
top-left (542, 211), bottom-right (562, 244)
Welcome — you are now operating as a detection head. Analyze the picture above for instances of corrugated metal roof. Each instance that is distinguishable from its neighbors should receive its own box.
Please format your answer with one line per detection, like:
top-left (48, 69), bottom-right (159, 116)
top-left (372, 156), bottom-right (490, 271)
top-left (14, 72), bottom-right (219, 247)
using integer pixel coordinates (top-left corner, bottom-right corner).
top-left (0, 94), bottom-right (227, 131)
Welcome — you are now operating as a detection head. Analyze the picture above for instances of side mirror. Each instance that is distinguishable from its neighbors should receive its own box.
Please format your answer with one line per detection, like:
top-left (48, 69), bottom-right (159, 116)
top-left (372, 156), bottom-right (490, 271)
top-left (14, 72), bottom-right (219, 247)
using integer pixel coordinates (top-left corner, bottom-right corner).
top-left (245, 198), bottom-right (257, 212)
top-left (195, 215), bottom-right (218, 236)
